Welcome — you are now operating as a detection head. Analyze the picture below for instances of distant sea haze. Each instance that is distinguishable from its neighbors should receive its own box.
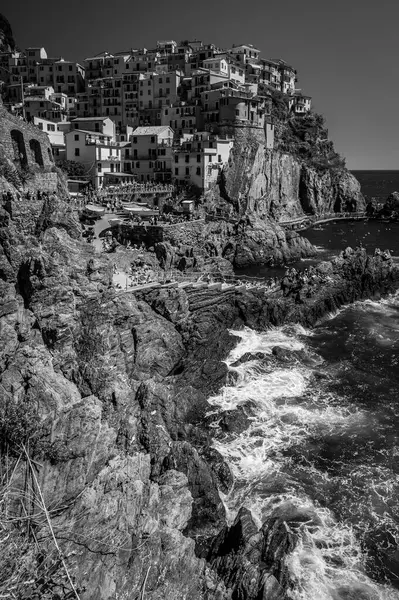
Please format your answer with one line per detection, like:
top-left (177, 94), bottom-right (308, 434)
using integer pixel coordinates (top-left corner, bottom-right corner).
top-left (352, 170), bottom-right (399, 203)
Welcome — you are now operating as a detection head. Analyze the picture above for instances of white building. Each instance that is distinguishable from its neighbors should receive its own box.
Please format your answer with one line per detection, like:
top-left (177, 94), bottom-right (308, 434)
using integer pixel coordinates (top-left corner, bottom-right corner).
top-left (33, 116), bottom-right (66, 160)
top-left (65, 128), bottom-right (121, 189)
top-left (130, 125), bottom-right (174, 182)
top-left (173, 132), bottom-right (233, 191)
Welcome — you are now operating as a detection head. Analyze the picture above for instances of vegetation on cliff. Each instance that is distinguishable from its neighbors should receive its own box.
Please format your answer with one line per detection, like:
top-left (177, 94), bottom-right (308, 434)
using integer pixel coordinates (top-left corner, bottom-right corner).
top-left (0, 13), bottom-right (15, 53)
top-left (268, 88), bottom-right (346, 172)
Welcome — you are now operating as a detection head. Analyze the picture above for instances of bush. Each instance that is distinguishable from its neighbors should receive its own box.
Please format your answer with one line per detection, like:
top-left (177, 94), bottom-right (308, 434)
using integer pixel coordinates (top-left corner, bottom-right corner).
top-left (0, 396), bottom-right (43, 457)
top-left (56, 159), bottom-right (88, 179)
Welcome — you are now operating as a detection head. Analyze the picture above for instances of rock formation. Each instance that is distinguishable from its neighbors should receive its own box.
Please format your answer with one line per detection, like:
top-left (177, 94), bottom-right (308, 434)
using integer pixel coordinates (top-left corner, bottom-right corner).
top-left (202, 125), bottom-right (365, 266)
top-left (0, 147), bottom-right (397, 597)
top-left (0, 71), bottom-right (387, 600)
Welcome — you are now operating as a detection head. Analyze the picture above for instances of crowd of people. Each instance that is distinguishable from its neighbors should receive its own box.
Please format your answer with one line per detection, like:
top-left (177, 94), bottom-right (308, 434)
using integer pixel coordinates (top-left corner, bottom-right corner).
top-left (280, 265), bottom-right (333, 302)
top-left (2, 189), bottom-right (56, 203)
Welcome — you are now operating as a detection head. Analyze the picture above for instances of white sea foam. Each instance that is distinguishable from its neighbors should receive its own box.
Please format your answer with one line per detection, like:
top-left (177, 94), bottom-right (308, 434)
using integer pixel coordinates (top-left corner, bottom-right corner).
top-left (208, 324), bottom-right (399, 600)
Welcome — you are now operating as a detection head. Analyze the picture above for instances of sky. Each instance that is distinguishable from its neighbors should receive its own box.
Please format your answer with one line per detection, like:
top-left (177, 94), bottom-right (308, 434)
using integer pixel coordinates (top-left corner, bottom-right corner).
top-left (4, 0), bottom-right (399, 169)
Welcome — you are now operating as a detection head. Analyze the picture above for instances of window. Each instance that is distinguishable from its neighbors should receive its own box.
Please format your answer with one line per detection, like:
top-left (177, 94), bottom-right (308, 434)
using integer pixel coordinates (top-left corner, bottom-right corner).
top-left (196, 167), bottom-right (201, 175)
top-left (208, 155), bottom-right (212, 162)
top-left (165, 109), bottom-right (169, 115)
top-left (166, 88), bottom-right (170, 94)
top-left (185, 155), bottom-right (189, 163)
top-left (97, 162), bottom-right (102, 172)
top-left (159, 78), bottom-right (163, 83)
top-left (74, 148), bottom-right (80, 156)
top-left (136, 161), bottom-right (140, 168)
top-left (185, 167), bottom-right (189, 175)
top-left (235, 109), bottom-right (240, 116)
top-left (197, 154), bottom-right (201, 162)
top-left (150, 136), bottom-right (155, 143)
top-left (74, 134), bottom-right (79, 141)
top-left (174, 167), bottom-right (178, 175)
top-left (218, 154), bottom-right (222, 162)
top-left (47, 124), bottom-right (55, 132)
top-left (149, 161), bottom-right (153, 168)
top-left (166, 77), bottom-right (170, 83)
top-left (37, 122), bottom-right (43, 130)
top-left (174, 155), bottom-right (178, 163)
top-left (133, 137), bottom-right (137, 143)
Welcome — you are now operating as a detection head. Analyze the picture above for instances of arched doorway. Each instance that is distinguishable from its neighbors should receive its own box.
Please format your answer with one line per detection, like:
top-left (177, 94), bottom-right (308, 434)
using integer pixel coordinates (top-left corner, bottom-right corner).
top-left (29, 139), bottom-right (44, 166)
top-left (10, 129), bottom-right (28, 167)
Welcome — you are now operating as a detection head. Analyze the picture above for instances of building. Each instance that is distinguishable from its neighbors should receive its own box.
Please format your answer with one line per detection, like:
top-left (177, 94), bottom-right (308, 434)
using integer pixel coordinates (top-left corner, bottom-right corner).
top-left (86, 77), bottom-right (124, 129)
top-left (52, 59), bottom-right (85, 95)
top-left (65, 128), bottom-right (121, 189)
top-left (160, 102), bottom-right (198, 136)
top-left (289, 92), bottom-right (312, 115)
top-left (272, 59), bottom-right (296, 95)
top-left (70, 116), bottom-right (115, 138)
top-left (258, 59), bottom-right (281, 90)
top-left (173, 132), bottom-right (233, 190)
top-left (83, 51), bottom-right (114, 81)
top-left (130, 125), bottom-right (174, 182)
top-left (33, 116), bottom-right (66, 160)
top-left (0, 96), bottom-right (58, 193)
top-left (229, 44), bottom-right (261, 64)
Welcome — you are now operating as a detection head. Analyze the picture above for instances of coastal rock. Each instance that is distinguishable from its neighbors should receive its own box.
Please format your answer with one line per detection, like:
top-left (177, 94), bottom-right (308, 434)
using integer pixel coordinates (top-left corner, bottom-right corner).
top-left (207, 502), bottom-right (322, 600)
top-left (380, 191), bottom-right (399, 218)
top-left (299, 165), bottom-right (365, 214)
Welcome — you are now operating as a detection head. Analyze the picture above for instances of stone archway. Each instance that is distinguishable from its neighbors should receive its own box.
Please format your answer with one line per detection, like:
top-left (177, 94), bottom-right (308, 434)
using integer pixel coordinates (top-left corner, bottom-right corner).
top-left (29, 138), bottom-right (44, 166)
top-left (10, 129), bottom-right (28, 167)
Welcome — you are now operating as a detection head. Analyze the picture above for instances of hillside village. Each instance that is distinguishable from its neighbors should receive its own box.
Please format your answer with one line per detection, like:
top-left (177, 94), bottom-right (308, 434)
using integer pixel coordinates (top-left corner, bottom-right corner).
top-left (0, 39), bottom-right (312, 192)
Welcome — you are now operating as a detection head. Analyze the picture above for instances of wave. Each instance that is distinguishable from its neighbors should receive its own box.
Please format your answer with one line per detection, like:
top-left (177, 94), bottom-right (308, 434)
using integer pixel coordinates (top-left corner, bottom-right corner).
top-left (207, 324), bottom-right (399, 600)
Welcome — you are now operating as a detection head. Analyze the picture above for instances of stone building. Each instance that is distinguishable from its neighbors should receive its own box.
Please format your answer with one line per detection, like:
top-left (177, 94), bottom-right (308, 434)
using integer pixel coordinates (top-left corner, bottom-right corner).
top-left (0, 97), bottom-right (58, 192)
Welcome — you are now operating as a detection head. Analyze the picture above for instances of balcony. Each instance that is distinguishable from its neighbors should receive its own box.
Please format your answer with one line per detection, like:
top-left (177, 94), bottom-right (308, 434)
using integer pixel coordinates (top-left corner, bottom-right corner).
top-left (86, 135), bottom-right (118, 147)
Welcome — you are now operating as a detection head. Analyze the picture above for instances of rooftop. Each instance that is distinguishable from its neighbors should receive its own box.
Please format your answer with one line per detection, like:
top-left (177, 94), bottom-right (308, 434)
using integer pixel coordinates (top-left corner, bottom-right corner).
top-left (66, 129), bottom-right (112, 137)
top-left (132, 125), bottom-right (172, 135)
top-left (71, 116), bottom-right (110, 122)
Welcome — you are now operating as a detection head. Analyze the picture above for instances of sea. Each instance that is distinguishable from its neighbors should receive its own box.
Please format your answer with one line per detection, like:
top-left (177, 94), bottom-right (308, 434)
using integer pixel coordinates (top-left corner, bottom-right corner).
top-left (209, 172), bottom-right (399, 598)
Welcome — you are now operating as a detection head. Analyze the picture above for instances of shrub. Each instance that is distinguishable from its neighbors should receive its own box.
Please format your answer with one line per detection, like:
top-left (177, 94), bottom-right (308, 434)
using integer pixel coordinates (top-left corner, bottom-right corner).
top-left (0, 396), bottom-right (42, 457)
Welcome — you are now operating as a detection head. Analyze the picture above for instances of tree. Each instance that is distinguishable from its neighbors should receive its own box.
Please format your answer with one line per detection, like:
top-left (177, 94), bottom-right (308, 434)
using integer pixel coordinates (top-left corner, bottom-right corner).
top-left (56, 159), bottom-right (87, 179)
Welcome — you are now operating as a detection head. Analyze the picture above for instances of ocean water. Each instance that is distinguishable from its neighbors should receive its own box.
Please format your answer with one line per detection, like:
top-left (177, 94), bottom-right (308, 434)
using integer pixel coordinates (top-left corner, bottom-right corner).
top-left (352, 170), bottom-right (399, 204)
top-left (208, 298), bottom-right (399, 598)
top-left (209, 172), bottom-right (399, 598)
top-left (235, 170), bottom-right (399, 280)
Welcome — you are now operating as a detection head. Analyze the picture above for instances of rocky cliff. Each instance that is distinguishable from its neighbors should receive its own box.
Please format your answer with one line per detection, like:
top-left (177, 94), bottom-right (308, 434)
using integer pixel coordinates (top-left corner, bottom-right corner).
top-left (201, 126), bottom-right (364, 266)
top-left (0, 13), bottom-right (15, 53)
top-left (0, 159), bottom-right (397, 598)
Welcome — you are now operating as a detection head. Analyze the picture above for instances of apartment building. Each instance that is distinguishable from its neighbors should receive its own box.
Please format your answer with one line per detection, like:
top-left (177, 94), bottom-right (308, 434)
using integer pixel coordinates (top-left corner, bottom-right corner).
top-left (173, 132), bottom-right (233, 190)
top-left (130, 125), bottom-right (174, 181)
top-left (65, 125), bottom-right (121, 189)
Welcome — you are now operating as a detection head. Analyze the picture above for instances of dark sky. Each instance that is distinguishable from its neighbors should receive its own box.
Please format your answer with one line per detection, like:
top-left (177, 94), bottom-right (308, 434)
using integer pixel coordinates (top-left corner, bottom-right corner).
top-left (5, 0), bottom-right (399, 169)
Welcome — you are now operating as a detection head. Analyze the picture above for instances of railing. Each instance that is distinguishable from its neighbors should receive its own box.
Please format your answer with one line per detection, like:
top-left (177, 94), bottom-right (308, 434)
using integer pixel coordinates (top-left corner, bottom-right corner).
top-left (112, 269), bottom-right (281, 295)
top-left (279, 211), bottom-right (367, 228)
